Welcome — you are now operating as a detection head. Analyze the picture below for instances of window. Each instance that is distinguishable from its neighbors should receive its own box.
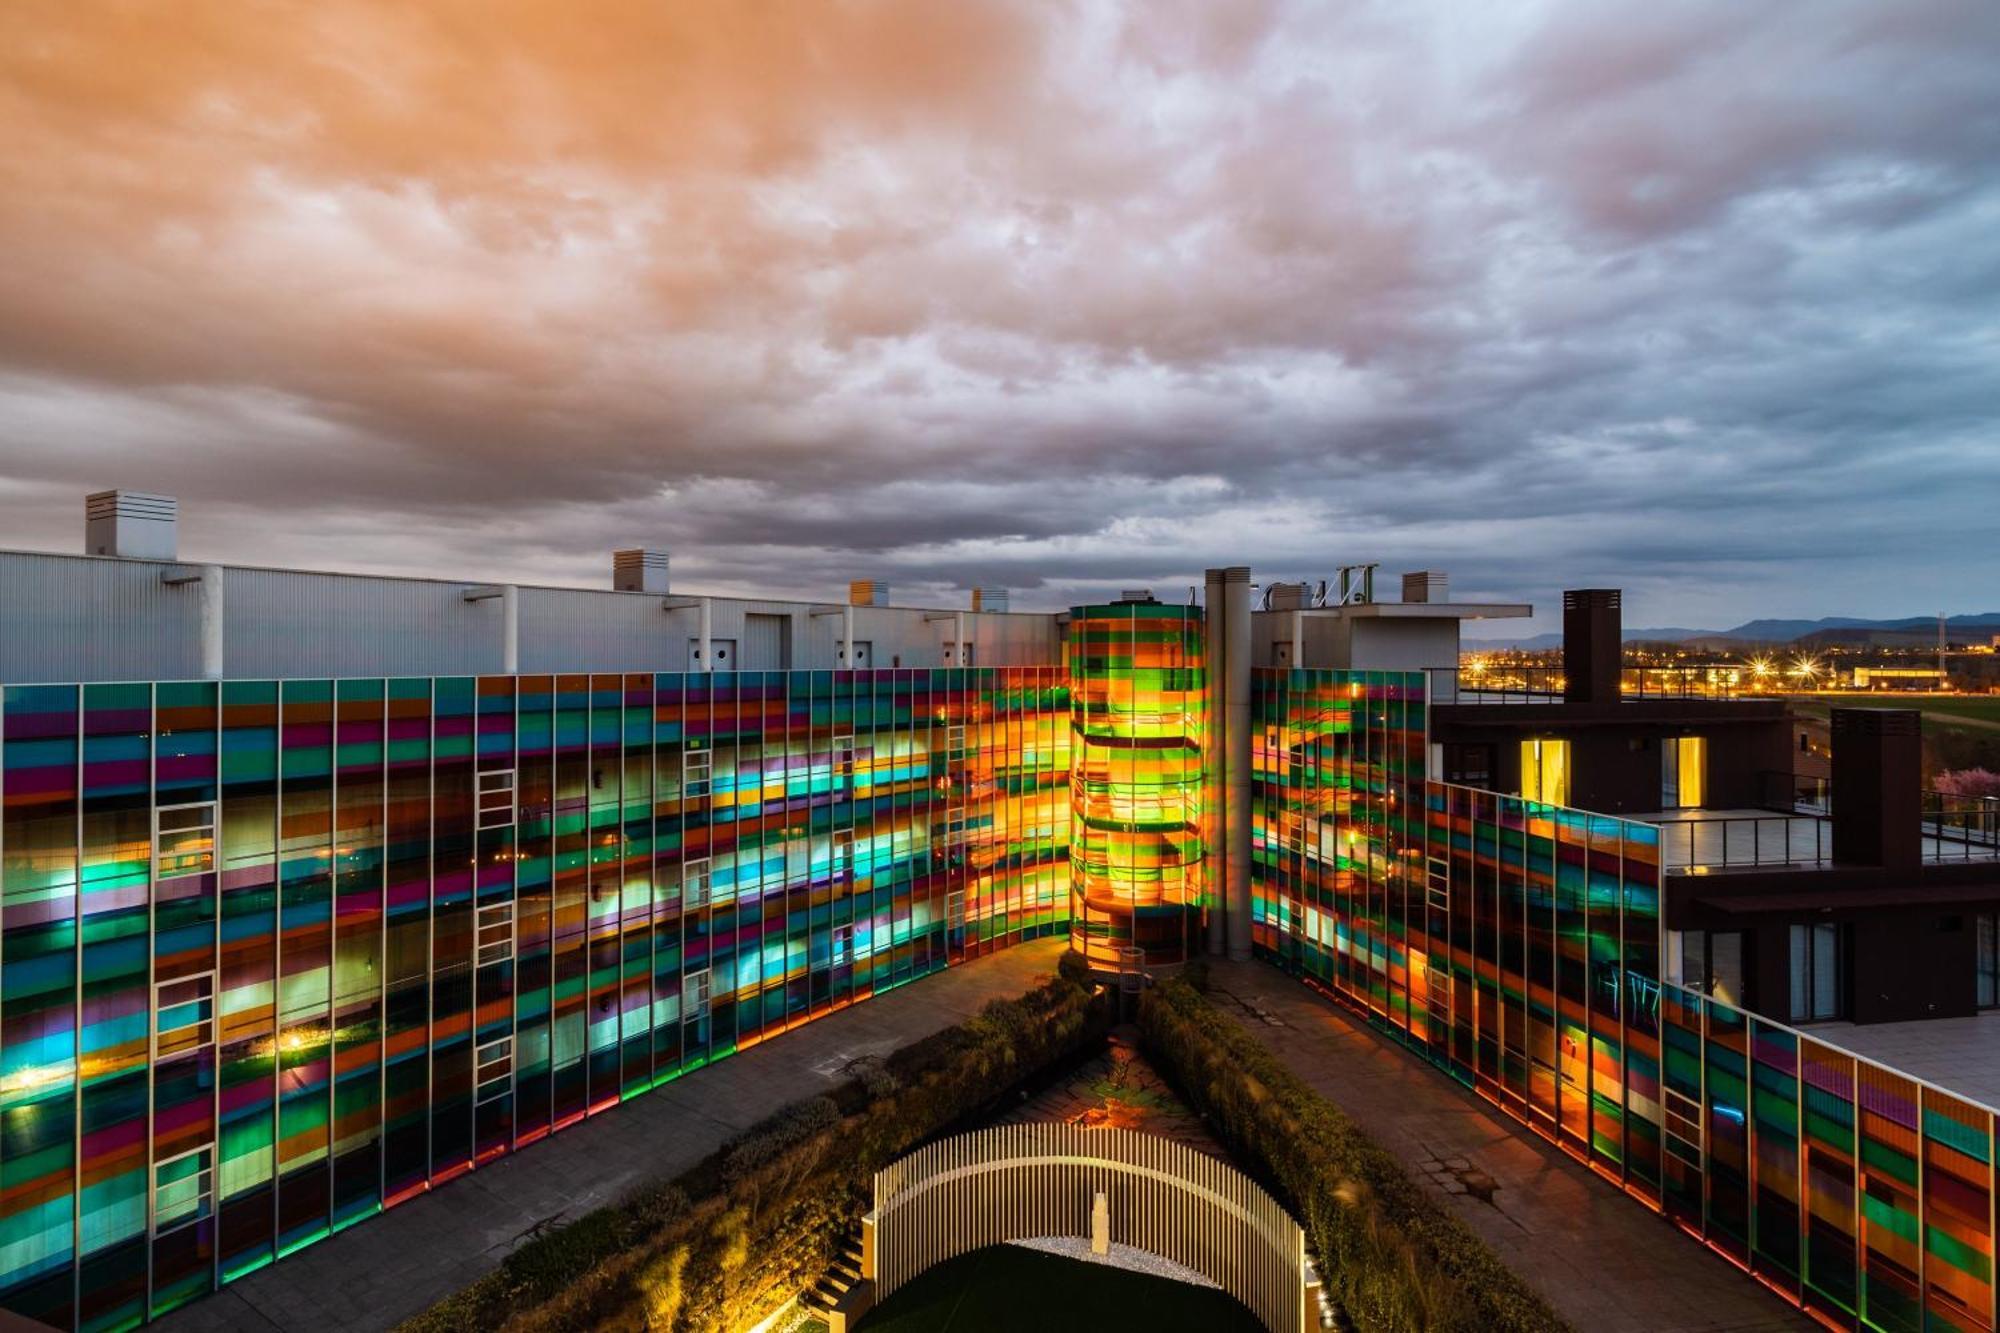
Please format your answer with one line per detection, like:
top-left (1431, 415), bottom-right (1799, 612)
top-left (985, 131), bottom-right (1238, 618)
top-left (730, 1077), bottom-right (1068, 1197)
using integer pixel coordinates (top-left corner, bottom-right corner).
top-left (1672, 930), bottom-right (1745, 1007)
top-left (1662, 737), bottom-right (1707, 809)
top-left (1424, 856), bottom-right (1449, 914)
top-left (682, 968), bottom-right (712, 1019)
top-left (476, 770), bottom-right (516, 829)
top-left (153, 1147), bottom-right (213, 1236)
top-left (1663, 1088), bottom-right (1703, 1156)
top-left (475, 1037), bottom-right (512, 1106)
top-left (155, 801), bottom-right (216, 881)
top-left (945, 889), bottom-right (966, 930)
top-left (944, 724), bottom-right (966, 754)
top-left (684, 857), bottom-right (711, 910)
top-left (476, 901), bottom-right (515, 967)
top-left (831, 829), bottom-right (854, 882)
top-left (1520, 740), bottom-right (1570, 806)
top-left (832, 923), bottom-right (853, 966)
top-left (1979, 913), bottom-right (1997, 1009)
top-left (1790, 922), bottom-right (1842, 1022)
top-left (683, 749), bottom-right (713, 799)
top-left (832, 735), bottom-right (855, 780)
top-left (154, 972), bottom-right (215, 1060)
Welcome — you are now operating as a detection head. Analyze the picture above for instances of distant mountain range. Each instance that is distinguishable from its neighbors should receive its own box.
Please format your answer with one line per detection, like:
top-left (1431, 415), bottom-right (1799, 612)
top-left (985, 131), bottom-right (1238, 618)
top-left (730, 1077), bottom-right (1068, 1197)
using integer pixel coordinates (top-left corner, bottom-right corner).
top-left (1467, 613), bottom-right (2000, 652)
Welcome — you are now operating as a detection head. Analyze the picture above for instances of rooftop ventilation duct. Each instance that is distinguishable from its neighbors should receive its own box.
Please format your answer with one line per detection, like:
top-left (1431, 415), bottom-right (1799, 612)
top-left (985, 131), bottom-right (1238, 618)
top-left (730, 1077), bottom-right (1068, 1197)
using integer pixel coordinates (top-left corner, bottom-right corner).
top-left (971, 586), bottom-right (1009, 613)
top-left (613, 548), bottom-right (671, 594)
top-left (1401, 571), bottom-right (1449, 604)
top-left (85, 490), bottom-right (178, 560)
top-left (850, 580), bottom-right (891, 607)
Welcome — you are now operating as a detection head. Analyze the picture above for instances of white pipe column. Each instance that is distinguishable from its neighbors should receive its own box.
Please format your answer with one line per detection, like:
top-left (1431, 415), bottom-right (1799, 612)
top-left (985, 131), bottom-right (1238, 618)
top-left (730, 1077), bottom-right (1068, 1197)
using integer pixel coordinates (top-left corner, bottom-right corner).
top-left (501, 583), bottom-right (519, 674)
top-left (199, 564), bottom-right (225, 680)
top-left (1290, 608), bottom-right (1304, 669)
top-left (1221, 566), bottom-right (1253, 961)
top-left (954, 612), bottom-right (966, 666)
top-left (842, 604), bottom-right (855, 667)
top-left (1203, 569), bottom-right (1227, 957)
top-left (698, 596), bottom-right (713, 672)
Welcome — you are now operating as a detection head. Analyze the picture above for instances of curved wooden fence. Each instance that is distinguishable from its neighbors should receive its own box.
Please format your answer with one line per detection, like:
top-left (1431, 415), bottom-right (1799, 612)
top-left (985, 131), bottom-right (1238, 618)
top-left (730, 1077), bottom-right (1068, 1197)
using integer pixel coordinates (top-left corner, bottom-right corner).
top-left (865, 1124), bottom-right (1315, 1333)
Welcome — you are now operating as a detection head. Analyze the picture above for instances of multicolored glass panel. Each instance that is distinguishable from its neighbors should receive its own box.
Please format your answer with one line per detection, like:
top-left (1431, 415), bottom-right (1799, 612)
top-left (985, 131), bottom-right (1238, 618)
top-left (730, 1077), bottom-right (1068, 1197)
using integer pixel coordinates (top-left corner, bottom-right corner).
top-left (1251, 667), bottom-right (1998, 1332)
top-left (1, 668), bottom-right (1069, 1329)
top-left (1065, 604), bottom-right (1205, 966)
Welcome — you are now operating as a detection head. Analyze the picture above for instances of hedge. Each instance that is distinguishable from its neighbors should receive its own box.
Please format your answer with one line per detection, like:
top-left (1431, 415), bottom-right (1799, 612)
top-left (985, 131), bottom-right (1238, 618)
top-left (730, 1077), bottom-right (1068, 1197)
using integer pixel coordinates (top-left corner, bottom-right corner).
top-left (1138, 977), bottom-right (1569, 1333)
top-left (400, 967), bottom-right (1111, 1333)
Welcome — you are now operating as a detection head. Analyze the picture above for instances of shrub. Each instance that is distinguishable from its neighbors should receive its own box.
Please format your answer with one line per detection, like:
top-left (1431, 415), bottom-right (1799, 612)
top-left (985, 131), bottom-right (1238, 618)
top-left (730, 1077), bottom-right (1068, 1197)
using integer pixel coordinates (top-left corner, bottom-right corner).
top-left (1138, 978), bottom-right (1568, 1333)
top-left (401, 967), bottom-right (1110, 1333)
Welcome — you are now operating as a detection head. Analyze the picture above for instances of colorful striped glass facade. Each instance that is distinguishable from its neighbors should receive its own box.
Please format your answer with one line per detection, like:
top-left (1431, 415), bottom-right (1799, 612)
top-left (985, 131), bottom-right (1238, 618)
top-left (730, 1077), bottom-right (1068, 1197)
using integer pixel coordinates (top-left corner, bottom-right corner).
top-left (1065, 604), bottom-right (1205, 966)
top-left (1252, 667), bottom-right (1998, 1332)
top-left (0, 668), bottom-right (1069, 1330)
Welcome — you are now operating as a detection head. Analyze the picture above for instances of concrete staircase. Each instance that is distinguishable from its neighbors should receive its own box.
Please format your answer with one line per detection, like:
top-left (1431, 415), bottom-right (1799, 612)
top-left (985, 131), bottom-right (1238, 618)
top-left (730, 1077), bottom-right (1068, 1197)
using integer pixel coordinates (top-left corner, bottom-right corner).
top-left (807, 1224), bottom-right (874, 1333)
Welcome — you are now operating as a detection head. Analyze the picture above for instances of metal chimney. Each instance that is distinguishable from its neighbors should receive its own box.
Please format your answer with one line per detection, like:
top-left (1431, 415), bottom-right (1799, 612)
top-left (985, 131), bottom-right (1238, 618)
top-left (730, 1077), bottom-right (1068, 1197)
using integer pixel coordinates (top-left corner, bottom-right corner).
top-left (613, 548), bottom-right (671, 594)
top-left (1562, 589), bottom-right (1621, 704)
top-left (1401, 571), bottom-right (1449, 604)
top-left (85, 490), bottom-right (178, 560)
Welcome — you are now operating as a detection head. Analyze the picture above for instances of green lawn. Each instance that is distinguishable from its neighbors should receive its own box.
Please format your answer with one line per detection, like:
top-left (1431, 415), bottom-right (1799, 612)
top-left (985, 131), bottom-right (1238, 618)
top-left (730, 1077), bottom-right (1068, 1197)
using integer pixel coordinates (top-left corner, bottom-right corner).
top-left (855, 1245), bottom-right (1264, 1333)
top-left (1786, 693), bottom-right (2000, 728)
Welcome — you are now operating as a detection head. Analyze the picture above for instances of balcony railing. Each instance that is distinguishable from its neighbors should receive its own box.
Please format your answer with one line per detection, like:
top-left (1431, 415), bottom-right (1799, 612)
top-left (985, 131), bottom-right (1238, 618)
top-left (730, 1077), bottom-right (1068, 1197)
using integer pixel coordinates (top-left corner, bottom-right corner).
top-left (1430, 666), bottom-right (1749, 704)
top-left (1656, 813), bottom-right (1832, 872)
top-left (1923, 792), bottom-right (2000, 862)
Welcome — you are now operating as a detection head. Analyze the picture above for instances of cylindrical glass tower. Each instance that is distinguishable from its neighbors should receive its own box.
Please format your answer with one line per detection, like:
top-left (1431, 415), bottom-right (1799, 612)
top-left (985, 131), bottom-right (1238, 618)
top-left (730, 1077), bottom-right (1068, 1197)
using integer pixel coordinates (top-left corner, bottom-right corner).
top-left (1066, 600), bottom-right (1206, 966)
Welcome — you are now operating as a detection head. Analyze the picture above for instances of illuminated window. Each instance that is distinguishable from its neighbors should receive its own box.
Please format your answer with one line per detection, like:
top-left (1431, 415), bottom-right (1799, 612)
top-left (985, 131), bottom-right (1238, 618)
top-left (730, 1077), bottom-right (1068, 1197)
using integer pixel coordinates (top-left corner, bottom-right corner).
top-left (945, 889), bottom-right (966, 930)
top-left (475, 901), bottom-right (514, 967)
top-left (832, 923), bottom-right (853, 966)
top-left (832, 734), bottom-right (855, 780)
top-left (682, 968), bottom-right (711, 1019)
top-left (153, 1147), bottom-right (213, 1236)
top-left (831, 829), bottom-right (854, 882)
top-left (944, 724), bottom-right (966, 754)
top-left (1662, 736), bottom-right (1706, 809)
top-left (1520, 740), bottom-right (1570, 806)
top-left (1789, 923), bottom-right (1842, 1021)
top-left (477, 770), bottom-right (516, 829)
top-left (474, 1037), bottom-right (512, 1106)
top-left (1671, 930), bottom-right (1743, 1006)
top-left (154, 972), bottom-right (215, 1060)
top-left (683, 749), bottom-right (713, 799)
top-left (155, 801), bottom-right (216, 881)
top-left (684, 857), bottom-right (711, 910)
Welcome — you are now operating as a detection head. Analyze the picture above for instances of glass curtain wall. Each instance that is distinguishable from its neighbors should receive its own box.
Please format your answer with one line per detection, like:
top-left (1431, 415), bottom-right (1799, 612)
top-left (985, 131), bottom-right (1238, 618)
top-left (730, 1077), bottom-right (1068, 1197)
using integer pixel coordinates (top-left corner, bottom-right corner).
top-left (1065, 603), bottom-right (1206, 966)
top-left (0, 667), bottom-right (1070, 1330)
top-left (1251, 667), bottom-right (1998, 1333)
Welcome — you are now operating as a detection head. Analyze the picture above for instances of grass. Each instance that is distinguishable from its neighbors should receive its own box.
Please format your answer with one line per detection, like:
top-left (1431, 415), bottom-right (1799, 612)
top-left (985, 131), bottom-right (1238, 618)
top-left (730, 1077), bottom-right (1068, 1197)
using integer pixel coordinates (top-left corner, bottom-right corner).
top-left (1786, 693), bottom-right (2000, 728)
top-left (856, 1245), bottom-right (1264, 1333)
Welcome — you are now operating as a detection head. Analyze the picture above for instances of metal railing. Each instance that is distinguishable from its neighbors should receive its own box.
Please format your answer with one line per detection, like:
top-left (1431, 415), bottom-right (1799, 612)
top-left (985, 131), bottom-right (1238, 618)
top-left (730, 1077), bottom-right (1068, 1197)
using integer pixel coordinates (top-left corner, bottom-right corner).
top-left (1656, 813), bottom-right (1832, 871)
top-left (1431, 666), bottom-right (1750, 704)
top-left (867, 1123), bottom-right (1317, 1333)
top-left (1923, 792), bottom-right (2000, 861)
top-left (1758, 769), bottom-right (1831, 814)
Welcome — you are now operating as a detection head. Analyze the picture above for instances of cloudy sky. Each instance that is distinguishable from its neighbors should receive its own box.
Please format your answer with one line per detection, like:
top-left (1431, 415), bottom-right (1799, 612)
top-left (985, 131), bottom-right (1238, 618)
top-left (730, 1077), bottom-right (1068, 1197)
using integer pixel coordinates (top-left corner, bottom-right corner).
top-left (1, 1), bottom-right (1996, 630)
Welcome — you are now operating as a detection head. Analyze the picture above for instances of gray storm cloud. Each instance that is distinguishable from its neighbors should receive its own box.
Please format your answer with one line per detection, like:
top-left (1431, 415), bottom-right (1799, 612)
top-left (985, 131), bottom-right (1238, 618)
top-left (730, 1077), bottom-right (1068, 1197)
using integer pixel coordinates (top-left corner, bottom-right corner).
top-left (0, 0), bottom-right (1995, 627)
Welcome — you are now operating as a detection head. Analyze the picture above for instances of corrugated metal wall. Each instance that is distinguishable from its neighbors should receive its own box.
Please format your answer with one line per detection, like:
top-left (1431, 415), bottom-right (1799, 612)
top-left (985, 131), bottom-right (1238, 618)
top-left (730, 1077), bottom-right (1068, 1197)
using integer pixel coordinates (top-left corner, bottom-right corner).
top-left (0, 551), bottom-right (1066, 682)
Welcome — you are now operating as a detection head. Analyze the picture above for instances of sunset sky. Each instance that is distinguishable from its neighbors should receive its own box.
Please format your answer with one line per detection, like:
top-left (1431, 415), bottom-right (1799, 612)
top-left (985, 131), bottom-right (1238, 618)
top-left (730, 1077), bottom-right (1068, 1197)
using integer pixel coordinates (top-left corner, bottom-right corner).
top-left (1, 1), bottom-right (1995, 627)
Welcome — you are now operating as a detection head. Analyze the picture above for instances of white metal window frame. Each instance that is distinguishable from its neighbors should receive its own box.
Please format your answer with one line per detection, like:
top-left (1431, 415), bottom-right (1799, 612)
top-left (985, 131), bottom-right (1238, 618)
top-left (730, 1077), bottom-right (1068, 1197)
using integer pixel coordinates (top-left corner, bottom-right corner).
top-left (474, 1036), bottom-right (513, 1106)
top-left (683, 748), bottom-right (714, 799)
top-left (151, 1144), bottom-right (214, 1237)
top-left (831, 828), bottom-right (855, 882)
top-left (476, 900), bottom-right (515, 967)
top-left (684, 856), bottom-right (712, 910)
top-left (832, 923), bottom-right (854, 966)
top-left (476, 768), bottom-right (517, 830)
top-left (682, 967), bottom-right (712, 1019)
top-left (152, 969), bottom-right (216, 1062)
top-left (153, 799), bottom-right (218, 882)
top-left (945, 889), bottom-right (966, 930)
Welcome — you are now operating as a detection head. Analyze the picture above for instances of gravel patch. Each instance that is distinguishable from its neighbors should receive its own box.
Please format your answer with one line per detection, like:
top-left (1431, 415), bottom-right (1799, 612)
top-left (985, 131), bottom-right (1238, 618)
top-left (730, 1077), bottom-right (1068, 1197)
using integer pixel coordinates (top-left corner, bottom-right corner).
top-left (1007, 1235), bottom-right (1221, 1289)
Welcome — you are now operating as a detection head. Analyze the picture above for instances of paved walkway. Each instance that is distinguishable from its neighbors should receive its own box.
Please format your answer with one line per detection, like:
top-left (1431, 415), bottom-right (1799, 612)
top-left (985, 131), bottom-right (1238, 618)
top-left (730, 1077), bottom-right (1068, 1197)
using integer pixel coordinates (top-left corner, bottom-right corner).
top-left (1208, 961), bottom-right (1814, 1332)
top-left (161, 940), bottom-right (1067, 1333)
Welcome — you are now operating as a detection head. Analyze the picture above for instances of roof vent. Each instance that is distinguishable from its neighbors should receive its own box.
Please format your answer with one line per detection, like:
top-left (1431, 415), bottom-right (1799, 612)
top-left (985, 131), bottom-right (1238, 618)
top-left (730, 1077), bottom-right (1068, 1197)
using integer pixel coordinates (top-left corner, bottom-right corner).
top-left (613, 548), bottom-right (671, 594)
top-left (850, 580), bottom-right (891, 607)
top-left (1401, 571), bottom-right (1449, 604)
top-left (85, 490), bottom-right (178, 560)
top-left (971, 586), bottom-right (1009, 613)
top-left (1117, 588), bottom-right (1156, 603)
